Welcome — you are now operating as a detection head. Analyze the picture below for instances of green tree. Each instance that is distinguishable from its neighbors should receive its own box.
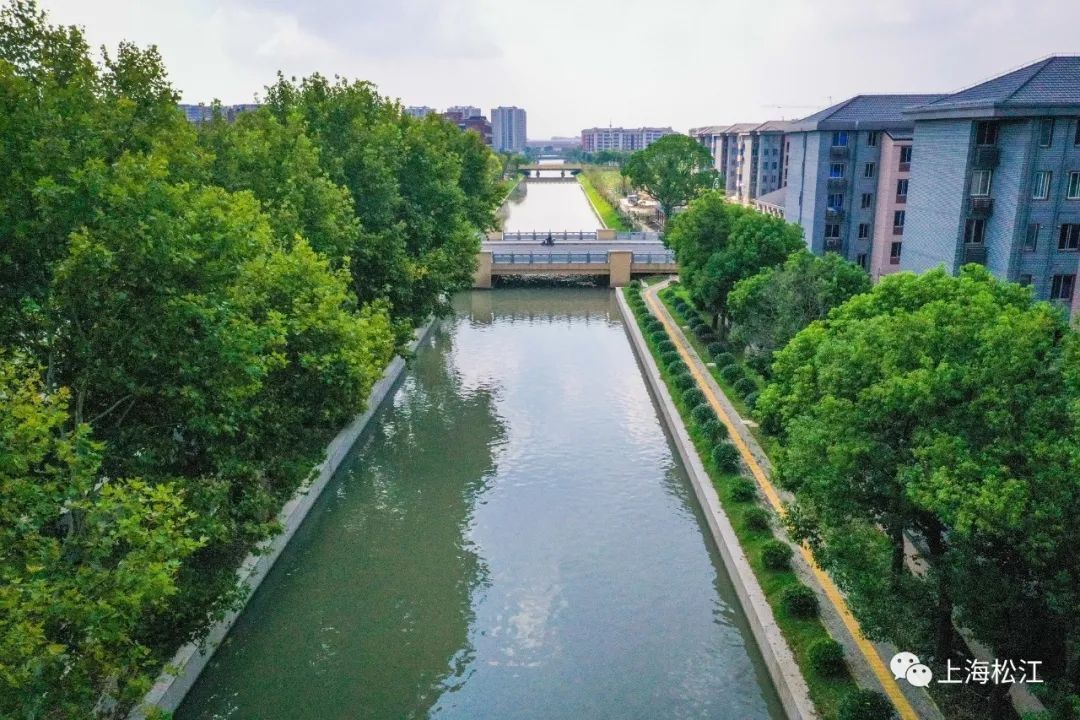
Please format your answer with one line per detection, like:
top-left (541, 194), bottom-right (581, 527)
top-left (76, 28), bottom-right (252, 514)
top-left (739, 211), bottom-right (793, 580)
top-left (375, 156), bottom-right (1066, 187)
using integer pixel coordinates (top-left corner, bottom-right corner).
top-left (758, 266), bottom-right (1078, 669)
top-left (0, 352), bottom-right (201, 718)
top-left (622, 134), bottom-right (717, 223)
top-left (666, 193), bottom-right (803, 334)
top-left (728, 251), bottom-right (870, 369)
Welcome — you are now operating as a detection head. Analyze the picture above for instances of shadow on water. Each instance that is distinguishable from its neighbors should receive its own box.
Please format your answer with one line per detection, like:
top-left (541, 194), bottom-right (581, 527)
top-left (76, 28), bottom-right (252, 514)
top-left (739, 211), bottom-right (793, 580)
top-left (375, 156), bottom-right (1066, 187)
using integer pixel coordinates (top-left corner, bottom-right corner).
top-left (177, 326), bottom-right (506, 720)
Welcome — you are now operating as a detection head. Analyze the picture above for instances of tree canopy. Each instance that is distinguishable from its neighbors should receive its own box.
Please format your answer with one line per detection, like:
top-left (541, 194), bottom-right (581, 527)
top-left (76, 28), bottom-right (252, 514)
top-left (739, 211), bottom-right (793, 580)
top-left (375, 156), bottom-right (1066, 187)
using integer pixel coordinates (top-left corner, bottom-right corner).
top-left (622, 134), bottom-right (718, 223)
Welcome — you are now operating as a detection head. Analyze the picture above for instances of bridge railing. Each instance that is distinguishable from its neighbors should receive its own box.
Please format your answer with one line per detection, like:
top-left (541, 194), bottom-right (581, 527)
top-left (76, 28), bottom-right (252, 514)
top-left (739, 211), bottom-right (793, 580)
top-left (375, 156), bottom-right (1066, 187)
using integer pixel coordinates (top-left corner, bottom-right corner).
top-left (615, 231), bottom-right (663, 242)
top-left (631, 251), bottom-right (677, 264)
top-left (501, 231), bottom-right (598, 242)
top-left (492, 252), bottom-right (610, 265)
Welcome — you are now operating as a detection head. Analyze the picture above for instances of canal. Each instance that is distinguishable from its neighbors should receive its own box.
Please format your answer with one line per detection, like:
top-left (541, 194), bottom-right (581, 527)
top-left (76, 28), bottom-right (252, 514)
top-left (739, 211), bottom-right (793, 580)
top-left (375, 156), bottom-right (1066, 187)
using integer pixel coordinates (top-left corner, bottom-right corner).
top-left (176, 177), bottom-right (785, 720)
top-left (499, 159), bottom-right (601, 232)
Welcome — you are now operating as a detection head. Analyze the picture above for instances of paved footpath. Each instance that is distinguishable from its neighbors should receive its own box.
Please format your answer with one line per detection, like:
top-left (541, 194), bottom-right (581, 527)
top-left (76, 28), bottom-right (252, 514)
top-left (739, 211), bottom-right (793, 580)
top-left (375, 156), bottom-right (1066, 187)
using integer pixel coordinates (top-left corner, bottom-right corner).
top-left (642, 277), bottom-right (942, 720)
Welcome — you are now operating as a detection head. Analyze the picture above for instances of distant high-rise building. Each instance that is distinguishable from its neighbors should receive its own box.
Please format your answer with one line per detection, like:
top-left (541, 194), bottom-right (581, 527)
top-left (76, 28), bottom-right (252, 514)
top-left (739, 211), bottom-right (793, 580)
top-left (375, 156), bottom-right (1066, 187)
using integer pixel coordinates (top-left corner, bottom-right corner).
top-left (447, 105), bottom-right (484, 119)
top-left (178, 103), bottom-right (260, 124)
top-left (406, 106), bottom-right (436, 118)
top-left (491, 106), bottom-right (527, 153)
top-left (580, 127), bottom-right (674, 153)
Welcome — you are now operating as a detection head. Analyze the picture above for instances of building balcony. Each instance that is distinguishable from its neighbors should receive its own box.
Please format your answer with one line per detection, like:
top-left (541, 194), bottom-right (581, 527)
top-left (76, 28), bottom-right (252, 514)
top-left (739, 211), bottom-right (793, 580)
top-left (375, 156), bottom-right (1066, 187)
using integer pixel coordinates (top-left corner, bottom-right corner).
top-left (824, 238), bottom-right (843, 252)
top-left (827, 177), bottom-right (848, 192)
top-left (895, 194), bottom-right (908, 204)
top-left (963, 244), bottom-right (987, 264)
top-left (825, 207), bottom-right (845, 221)
top-left (889, 255), bottom-right (901, 265)
top-left (968, 197), bottom-right (994, 216)
top-left (892, 225), bottom-right (905, 236)
top-left (898, 161), bottom-right (911, 172)
top-left (829, 145), bottom-right (849, 159)
top-left (972, 146), bottom-right (1000, 169)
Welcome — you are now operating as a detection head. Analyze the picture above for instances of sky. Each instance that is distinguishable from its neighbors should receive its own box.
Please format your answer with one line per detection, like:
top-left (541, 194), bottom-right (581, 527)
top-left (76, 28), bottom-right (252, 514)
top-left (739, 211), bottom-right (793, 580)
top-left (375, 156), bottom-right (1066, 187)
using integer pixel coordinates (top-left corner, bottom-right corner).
top-left (37, 0), bottom-right (1080, 139)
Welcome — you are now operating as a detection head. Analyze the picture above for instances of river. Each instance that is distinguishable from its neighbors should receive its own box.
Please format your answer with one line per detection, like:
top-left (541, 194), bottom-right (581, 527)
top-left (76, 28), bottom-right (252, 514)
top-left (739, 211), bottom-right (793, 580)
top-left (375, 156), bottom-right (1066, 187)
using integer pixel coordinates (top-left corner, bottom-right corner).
top-left (176, 177), bottom-right (784, 720)
top-left (499, 159), bottom-right (602, 232)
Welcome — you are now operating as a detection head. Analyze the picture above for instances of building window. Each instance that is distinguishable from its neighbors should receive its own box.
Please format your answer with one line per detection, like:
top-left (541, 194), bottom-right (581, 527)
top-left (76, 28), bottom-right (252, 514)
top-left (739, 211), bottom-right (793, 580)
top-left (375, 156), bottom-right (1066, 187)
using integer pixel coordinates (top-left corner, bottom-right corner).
top-left (829, 163), bottom-right (845, 178)
top-left (890, 241), bottom-right (903, 263)
top-left (858, 223), bottom-right (870, 239)
top-left (964, 218), bottom-right (986, 244)
top-left (1050, 274), bottom-right (1075, 301)
top-left (864, 162), bottom-right (876, 178)
top-left (832, 131), bottom-right (848, 147)
top-left (1018, 274), bottom-right (1033, 287)
top-left (824, 223), bottom-right (841, 239)
top-left (896, 179), bottom-right (909, 199)
top-left (861, 192), bottom-right (873, 209)
top-left (827, 193), bottom-right (844, 210)
top-left (1068, 171), bottom-right (1080, 199)
top-left (1075, 120), bottom-right (1080, 145)
top-left (971, 170), bottom-right (993, 196)
top-left (867, 131), bottom-right (879, 147)
top-left (975, 121), bottom-right (998, 146)
top-left (1024, 223), bottom-right (1040, 251)
top-left (1033, 171), bottom-right (1052, 199)
top-left (1039, 118), bottom-right (1055, 147)
top-left (894, 210), bottom-right (906, 229)
top-left (856, 253), bottom-right (868, 269)
top-left (1060, 224), bottom-right (1080, 250)
top-left (899, 145), bottom-right (913, 165)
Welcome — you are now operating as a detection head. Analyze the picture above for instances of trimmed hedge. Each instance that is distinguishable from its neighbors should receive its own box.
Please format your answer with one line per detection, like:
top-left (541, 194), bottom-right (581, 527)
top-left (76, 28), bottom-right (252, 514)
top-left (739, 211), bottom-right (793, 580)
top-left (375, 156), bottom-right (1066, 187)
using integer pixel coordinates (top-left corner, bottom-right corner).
top-left (682, 387), bottom-right (706, 407)
top-left (720, 363), bottom-right (743, 384)
top-left (706, 341), bottom-right (726, 357)
top-left (730, 477), bottom-right (757, 502)
top-left (781, 584), bottom-right (820, 619)
top-left (672, 372), bottom-right (696, 391)
top-left (808, 638), bottom-right (846, 677)
top-left (742, 506), bottom-right (770, 531)
top-left (649, 329), bottom-right (668, 344)
top-left (744, 391), bottom-right (760, 410)
top-left (699, 418), bottom-right (726, 443)
top-left (660, 350), bottom-right (680, 367)
top-left (712, 351), bottom-right (736, 367)
top-left (733, 377), bottom-right (757, 398)
top-left (667, 359), bottom-right (688, 375)
top-left (712, 443), bottom-right (740, 472)
top-left (762, 540), bottom-right (794, 570)
top-left (657, 339), bottom-right (676, 353)
top-left (837, 690), bottom-right (896, 720)
top-left (690, 403), bottom-right (715, 426)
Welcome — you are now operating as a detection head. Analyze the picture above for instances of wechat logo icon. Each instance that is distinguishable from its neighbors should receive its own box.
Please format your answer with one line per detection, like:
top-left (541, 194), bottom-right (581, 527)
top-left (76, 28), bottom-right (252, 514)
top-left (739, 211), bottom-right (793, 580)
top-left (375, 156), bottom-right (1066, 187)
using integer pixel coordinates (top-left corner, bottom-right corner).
top-left (891, 651), bottom-right (933, 688)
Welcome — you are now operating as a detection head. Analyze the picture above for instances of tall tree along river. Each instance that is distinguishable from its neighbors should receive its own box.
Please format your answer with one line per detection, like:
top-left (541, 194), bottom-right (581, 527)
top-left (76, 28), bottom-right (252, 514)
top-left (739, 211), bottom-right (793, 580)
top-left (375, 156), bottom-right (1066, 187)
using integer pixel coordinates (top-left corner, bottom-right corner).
top-left (177, 168), bottom-right (785, 719)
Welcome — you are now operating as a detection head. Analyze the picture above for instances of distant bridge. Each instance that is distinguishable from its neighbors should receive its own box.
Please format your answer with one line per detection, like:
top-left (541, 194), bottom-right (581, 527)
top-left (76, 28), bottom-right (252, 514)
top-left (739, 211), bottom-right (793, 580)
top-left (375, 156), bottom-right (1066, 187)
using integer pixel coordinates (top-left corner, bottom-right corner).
top-left (517, 163), bottom-right (584, 178)
top-left (474, 232), bottom-right (675, 288)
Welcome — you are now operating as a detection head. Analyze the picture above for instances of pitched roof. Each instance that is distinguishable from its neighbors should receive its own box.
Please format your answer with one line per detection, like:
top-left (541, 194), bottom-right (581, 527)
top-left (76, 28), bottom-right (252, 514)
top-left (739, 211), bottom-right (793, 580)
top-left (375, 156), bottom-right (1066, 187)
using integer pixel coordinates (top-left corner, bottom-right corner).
top-left (755, 186), bottom-right (787, 207)
top-left (906, 56), bottom-right (1080, 118)
top-left (787, 94), bottom-right (946, 132)
top-left (726, 122), bottom-right (762, 134)
top-left (690, 124), bottom-right (733, 136)
top-left (755, 120), bottom-right (791, 133)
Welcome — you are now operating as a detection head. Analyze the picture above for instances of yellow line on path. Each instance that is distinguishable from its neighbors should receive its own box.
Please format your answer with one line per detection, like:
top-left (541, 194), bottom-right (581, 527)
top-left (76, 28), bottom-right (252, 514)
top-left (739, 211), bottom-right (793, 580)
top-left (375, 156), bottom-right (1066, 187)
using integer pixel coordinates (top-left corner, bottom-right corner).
top-left (642, 280), bottom-right (919, 720)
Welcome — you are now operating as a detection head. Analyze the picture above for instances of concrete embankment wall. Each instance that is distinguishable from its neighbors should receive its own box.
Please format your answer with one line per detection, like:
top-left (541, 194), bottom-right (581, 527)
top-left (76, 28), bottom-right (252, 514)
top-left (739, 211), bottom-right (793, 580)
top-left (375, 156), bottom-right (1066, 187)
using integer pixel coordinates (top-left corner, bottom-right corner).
top-left (615, 287), bottom-right (816, 720)
top-left (129, 320), bottom-right (437, 718)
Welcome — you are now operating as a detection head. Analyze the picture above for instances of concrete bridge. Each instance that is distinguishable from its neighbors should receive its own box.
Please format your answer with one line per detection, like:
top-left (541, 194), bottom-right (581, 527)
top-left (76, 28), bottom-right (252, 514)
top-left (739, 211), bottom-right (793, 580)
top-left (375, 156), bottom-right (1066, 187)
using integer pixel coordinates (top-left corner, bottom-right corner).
top-left (473, 231), bottom-right (675, 288)
top-left (517, 163), bottom-right (584, 179)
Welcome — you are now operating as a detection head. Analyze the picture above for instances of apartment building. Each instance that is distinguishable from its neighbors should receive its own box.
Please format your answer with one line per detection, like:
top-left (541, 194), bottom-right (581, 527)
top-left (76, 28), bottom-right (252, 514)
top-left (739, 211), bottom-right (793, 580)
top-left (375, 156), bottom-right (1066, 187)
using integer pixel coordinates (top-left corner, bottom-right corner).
top-left (405, 106), bottom-right (436, 118)
top-left (782, 94), bottom-right (945, 266)
top-left (179, 103), bottom-right (260, 124)
top-left (580, 126), bottom-right (675, 153)
top-left (900, 56), bottom-right (1080, 309)
top-left (690, 125), bottom-right (731, 174)
top-left (491, 106), bottom-right (527, 153)
top-left (868, 132), bottom-right (914, 280)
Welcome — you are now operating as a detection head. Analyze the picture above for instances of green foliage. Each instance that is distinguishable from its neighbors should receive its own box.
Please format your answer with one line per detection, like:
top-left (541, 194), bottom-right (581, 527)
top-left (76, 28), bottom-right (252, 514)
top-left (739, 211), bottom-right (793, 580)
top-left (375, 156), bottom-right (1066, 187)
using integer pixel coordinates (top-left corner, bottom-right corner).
top-left (744, 391), bottom-right (760, 411)
top-left (781, 585), bottom-right (820, 618)
top-left (712, 443), bottom-right (741, 473)
top-left (657, 339), bottom-right (676, 353)
top-left (733, 377), bottom-right (757, 398)
top-left (649, 329), bottom-right (669, 344)
top-left (0, 353), bottom-right (201, 716)
top-left (762, 539), bottom-right (794, 570)
top-left (729, 250), bottom-right (871, 362)
top-left (682, 387), bottom-right (706, 407)
top-left (691, 403), bottom-right (716, 426)
top-left (720, 363), bottom-right (744, 384)
top-left (699, 418), bottom-right (727, 444)
top-left (660, 350), bottom-right (680, 367)
top-left (731, 478), bottom-right (758, 503)
top-left (672, 372), bottom-right (696, 391)
top-left (807, 638), bottom-right (846, 677)
top-left (713, 351), bottom-right (736, 367)
top-left (622, 134), bottom-right (718, 222)
top-left (666, 192), bottom-right (803, 335)
top-left (705, 341), bottom-right (726, 357)
top-left (743, 506), bottom-right (771, 531)
top-left (837, 690), bottom-right (897, 720)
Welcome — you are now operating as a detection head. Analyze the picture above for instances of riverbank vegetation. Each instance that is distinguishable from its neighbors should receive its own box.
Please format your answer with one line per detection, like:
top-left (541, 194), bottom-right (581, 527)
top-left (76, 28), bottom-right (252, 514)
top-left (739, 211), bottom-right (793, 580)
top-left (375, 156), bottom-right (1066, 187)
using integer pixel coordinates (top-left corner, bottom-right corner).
top-left (0, 2), bottom-right (503, 716)
top-left (666, 189), bottom-right (1080, 719)
top-left (577, 171), bottom-right (632, 230)
top-left (623, 283), bottom-right (864, 719)
top-left (622, 135), bottom-right (718, 224)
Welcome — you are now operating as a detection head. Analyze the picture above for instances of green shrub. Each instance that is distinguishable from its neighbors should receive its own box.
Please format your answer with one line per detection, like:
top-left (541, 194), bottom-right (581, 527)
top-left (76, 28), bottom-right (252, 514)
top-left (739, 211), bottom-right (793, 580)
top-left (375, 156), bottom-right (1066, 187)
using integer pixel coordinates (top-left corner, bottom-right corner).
top-left (837, 690), bottom-right (896, 720)
top-left (762, 539), bottom-right (793, 570)
top-left (690, 403), bottom-right (715, 426)
top-left (629, 279), bottom-right (642, 288)
top-left (699, 418), bottom-right (726, 443)
top-left (697, 331), bottom-right (717, 345)
top-left (672, 372), bottom-right (695, 391)
top-left (682, 387), bottom-right (705, 407)
top-left (745, 350), bottom-right (773, 378)
top-left (780, 585), bottom-right (819, 618)
top-left (712, 443), bottom-right (740, 472)
top-left (649, 329), bottom-right (668, 344)
top-left (720, 363), bottom-right (743, 384)
top-left (706, 341), bottom-right (726, 357)
top-left (712, 351), bottom-right (736, 367)
top-left (808, 638), bottom-right (846, 677)
top-left (744, 391), bottom-right (760, 410)
top-left (733, 377), bottom-right (757, 397)
top-left (657, 339), bottom-right (675, 353)
top-left (730, 477), bottom-right (757, 502)
top-left (742, 506), bottom-right (770, 531)
top-left (667, 359), bottom-right (687, 375)
top-left (660, 350), bottom-right (680, 367)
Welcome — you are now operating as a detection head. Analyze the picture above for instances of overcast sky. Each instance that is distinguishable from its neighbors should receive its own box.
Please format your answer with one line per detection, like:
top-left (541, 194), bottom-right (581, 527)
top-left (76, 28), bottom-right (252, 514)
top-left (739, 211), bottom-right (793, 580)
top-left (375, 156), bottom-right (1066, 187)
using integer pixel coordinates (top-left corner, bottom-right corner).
top-left (38, 0), bottom-right (1080, 138)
